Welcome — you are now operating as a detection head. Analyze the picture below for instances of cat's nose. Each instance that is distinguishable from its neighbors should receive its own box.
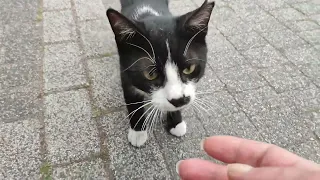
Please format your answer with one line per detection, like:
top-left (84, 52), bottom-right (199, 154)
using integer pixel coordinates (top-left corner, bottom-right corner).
top-left (169, 96), bottom-right (190, 107)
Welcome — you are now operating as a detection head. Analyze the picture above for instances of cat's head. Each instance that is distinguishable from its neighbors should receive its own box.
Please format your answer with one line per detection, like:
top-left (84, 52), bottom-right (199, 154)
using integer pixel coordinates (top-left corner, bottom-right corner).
top-left (107, 0), bottom-right (215, 112)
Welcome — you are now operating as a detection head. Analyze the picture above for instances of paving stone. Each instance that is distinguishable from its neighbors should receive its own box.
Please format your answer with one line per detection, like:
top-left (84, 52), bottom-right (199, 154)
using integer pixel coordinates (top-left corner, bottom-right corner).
top-left (270, 8), bottom-right (307, 22)
top-left (208, 49), bottom-right (247, 71)
top-left (45, 89), bottom-right (100, 164)
top-left (87, 56), bottom-right (124, 109)
top-left (283, 46), bottom-right (320, 66)
top-left (80, 19), bottom-right (117, 57)
top-left (195, 91), bottom-right (239, 119)
top-left (75, 0), bottom-right (105, 21)
top-left (217, 17), bottom-right (253, 36)
top-left (258, 63), bottom-right (313, 93)
top-left (197, 67), bottom-right (224, 93)
top-left (211, 6), bottom-right (238, 27)
top-left (44, 0), bottom-right (71, 11)
top-left (261, 29), bottom-right (308, 49)
top-left (228, 31), bottom-right (268, 51)
top-left (310, 14), bottom-right (320, 24)
top-left (169, 0), bottom-right (196, 16)
top-left (0, 86), bottom-right (42, 123)
top-left (251, 109), bottom-right (314, 147)
top-left (0, 62), bottom-right (41, 92)
top-left (241, 44), bottom-right (288, 68)
top-left (299, 29), bottom-right (320, 45)
top-left (43, 10), bottom-right (76, 43)
top-left (207, 32), bottom-right (236, 53)
top-left (100, 112), bottom-right (171, 180)
top-left (250, 15), bottom-right (287, 33)
top-left (44, 42), bottom-right (88, 92)
top-left (288, 140), bottom-right (320, 163)
top-left (0, 0), bottom-right (38, 24)
top-left (257, 0), bottom-right (289, 10)
top-left (216, 65), bottom-right (266, 92)
top-left (292, 2), bottom-right (320, 15)
top-left (0, 119), bottom-right (41, 179)
top-left (238, 7), bottom-right (271, 23)
top-left (155, 115), bottom-right (207, 149)
top-left (162, 138), bottom-right (213, 180)
top-left (101, 0), bottom-right (121, 11)
top-left (299, 62), bottom-right (320, 81)
top-left (52, 159), bottom-right (107, 179)
top-left (285, 20), bottom-right (320, 32)
top-left (315, 44), bottom-right (320, 50)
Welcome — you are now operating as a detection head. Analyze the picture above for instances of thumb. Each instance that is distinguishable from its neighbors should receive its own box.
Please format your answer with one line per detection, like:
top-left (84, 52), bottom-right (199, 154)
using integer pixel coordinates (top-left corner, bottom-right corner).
top-left (227, 163), bottom-right (320, 180)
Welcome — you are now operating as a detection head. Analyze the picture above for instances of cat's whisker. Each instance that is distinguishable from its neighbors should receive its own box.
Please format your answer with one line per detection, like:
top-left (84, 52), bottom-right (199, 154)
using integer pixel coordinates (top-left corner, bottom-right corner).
top-left (195, 98), bottom-right (213, 112)
top-left (185, 58), bottom-right (206, 62)
top-left (126, 42), bottom-right (155, 63)
top-left (149, 109), bottom-right (160, 133)
top-left (183, 26), bottom-right (208, 56)
top-left (134, 105), bottom-right (154, 129)
top-left (123, 102), bottom-right (153, 122)
top-left (143, 106), bottom-right (156, 130)
top-left (135, 31), bottom-right (156, 61)
top-left (122, 57), bottom-right (153, 72)
top-left (122, 100), bottom-right (151, 106)
top-left (193, 100), bottom-right (211, 115)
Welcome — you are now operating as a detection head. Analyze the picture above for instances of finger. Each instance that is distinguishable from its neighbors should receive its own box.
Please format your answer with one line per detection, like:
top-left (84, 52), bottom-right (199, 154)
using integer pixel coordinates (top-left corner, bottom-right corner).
top-left (177, 158), bottom-right (228, 180)
top-left (227, 164), bottom-right (320, 180)
top-left (202, 136), bottom-right (319, 170)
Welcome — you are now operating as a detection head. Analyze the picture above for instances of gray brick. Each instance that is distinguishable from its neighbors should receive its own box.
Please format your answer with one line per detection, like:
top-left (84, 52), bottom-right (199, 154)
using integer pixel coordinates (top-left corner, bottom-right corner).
top-left (299, 29), bottom-right (320, 45)
top-left (101, 0), bottom-right (121, 11)
top-left (257, 0), bottom-right (289, 10)
top-left (195, 91), bottom-right (239, 118)
top-left (52, 159), bottom-right (107, 179)
top-left (0, 119), bottom-right (41, 179)
top-left (87, 56), bottom-right (124, 109)
top-left (162, 138), bottom-right (212, 180)
top-left (44, 0), bottom-right (71, 11)
top-left (242, 44), bottom-right (288, 68)
top-left (43, 10), bottom-right (76, 43)
top-left (299, 62), bottom-right (320, 81)
top-left (283, 46), bottom-right (320, 66)
top-left (197, 67), bottom-right (224, 92)
top-left (217, 17), bottom-right (253, 36)
top-left (270, 8), bottom-right (307, 22)
top-left (211, 6), bottom-right (238, 27)
top-left (207, 32), bottom-right (235, 53)
top-left (261, 29), bottom-right (308, 49)
top-left (208, 49), bottom-right (247, 71)
top-left (292, 2), bottom-right (320, 15)
top-left (216, 65), bottom-right (266, 92)
top-left (288, 140), bottom-right (320, 164)
top-left (251, 16), bottom-right (287, 33)
top-left (228, 31), bottom-right (268, 51)
top-left (154, 115), bottom-right (207, 149)
top-left (80, 20), bottom-right (117, 57)
top-left (238, 7), bottom-right (271, 23)
top-left (44, 42), bottom-right (88, 92)
top-left (251, 109), bottom-right (314, 147)
top-left (0, 87), bottom-right (41, 123)
top-left (100, 112), bottom-right (170, 180)
top-left (310, 14), bottom-right (320, 24)
top-left (258, 63), bottom-right (313, 93)
top-left (45, 89), bottom-right (100, 164)
top-left (75, 0), bottom-right (105, 21)
top-left (169, 0), bottom-right (195, 16)
top-left (285, 20), bottom-right (320, 32)
top-left (315, 44), bottom-right (320, 50)
top-left (0, 62), bottom-right (41, 92)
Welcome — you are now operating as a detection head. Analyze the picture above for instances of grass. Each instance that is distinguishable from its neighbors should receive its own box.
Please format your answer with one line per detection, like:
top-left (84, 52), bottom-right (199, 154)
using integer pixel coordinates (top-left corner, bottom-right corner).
top-left (40, 162), bottom-right (52, 180)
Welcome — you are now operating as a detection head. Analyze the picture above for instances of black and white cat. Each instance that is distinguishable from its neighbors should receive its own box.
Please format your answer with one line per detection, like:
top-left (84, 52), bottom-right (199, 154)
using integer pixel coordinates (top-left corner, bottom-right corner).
top-left (106, 0), bottom-right (215, 147)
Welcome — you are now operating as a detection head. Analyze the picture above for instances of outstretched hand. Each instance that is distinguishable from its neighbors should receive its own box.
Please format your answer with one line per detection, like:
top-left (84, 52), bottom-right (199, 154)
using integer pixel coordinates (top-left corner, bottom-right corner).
top-left (176, 136), bottom-right (320, 180)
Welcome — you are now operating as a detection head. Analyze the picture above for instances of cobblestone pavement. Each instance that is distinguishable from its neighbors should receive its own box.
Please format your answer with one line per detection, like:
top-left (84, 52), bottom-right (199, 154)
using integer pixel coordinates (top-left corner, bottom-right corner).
top-left (1, 0), bottom-right (320, 179)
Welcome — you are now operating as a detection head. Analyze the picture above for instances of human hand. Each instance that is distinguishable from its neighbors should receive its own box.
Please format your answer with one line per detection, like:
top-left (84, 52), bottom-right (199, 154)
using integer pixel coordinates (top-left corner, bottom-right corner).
top-left (176, 136), bottom-right (320, 180)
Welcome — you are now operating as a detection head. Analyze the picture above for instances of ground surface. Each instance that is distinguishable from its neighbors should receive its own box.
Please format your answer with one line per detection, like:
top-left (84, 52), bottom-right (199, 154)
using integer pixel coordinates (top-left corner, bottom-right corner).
top-left (0, 0), bottom-right (320, 179)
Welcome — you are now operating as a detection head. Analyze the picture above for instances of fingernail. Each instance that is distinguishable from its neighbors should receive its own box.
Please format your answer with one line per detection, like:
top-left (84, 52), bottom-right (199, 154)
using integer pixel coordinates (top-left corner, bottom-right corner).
top-left (227, 163), bottom-right (253, 177)
top-left (200, 138), bottom-right (206, 150)
top-left (176, 160), bottom-right (183, 174)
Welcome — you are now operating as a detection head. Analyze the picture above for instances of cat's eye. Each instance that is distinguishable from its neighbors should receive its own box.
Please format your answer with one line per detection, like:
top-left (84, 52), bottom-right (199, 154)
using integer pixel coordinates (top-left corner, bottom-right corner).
top-left (143, 70), bottom-right (158, 80)
top-left (183, 64), bottom-right (196, 75)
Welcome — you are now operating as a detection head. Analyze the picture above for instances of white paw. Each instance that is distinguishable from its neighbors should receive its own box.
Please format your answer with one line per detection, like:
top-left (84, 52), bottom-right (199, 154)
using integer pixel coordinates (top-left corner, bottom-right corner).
top-left (170, 121), bottom-right (187, 137)
top-left (128, 128), bottom-right (148, 147)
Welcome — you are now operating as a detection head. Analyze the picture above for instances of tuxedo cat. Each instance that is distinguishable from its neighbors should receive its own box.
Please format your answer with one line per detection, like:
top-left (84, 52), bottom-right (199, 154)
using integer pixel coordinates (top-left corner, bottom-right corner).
top-left (106, 0), bottom-right (215, 147)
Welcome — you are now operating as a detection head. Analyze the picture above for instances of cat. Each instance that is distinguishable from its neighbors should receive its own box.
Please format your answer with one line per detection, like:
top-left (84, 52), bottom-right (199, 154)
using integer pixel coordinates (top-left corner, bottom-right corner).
top-left (106, 0), bottom-right (215, 147)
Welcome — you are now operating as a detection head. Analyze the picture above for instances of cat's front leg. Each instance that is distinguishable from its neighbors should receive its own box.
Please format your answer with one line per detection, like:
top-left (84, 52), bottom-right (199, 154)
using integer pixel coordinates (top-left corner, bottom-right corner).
top-left (124, 94), bottom-right (149, 147)
top-left (167, 111), bottom-right (187, 137)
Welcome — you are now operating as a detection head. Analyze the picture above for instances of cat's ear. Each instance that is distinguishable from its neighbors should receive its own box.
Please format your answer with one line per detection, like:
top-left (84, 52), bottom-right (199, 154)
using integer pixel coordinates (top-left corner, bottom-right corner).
top-left (106, 8), bottom-right (139, 41)
top-left (180, 0), bottom-right (215, 32)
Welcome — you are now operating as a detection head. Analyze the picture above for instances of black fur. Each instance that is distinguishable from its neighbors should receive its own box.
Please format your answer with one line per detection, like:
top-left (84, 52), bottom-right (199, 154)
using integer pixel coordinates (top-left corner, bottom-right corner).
top-left (106, 0), bottom-right (215, 134)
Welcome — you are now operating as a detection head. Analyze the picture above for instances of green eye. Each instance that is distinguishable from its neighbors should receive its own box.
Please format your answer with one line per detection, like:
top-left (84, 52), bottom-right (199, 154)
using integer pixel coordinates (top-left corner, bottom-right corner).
top-left (143, 70), bottom-right (158, 80)
top-left (183, 64), bottom-right (196, 75)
